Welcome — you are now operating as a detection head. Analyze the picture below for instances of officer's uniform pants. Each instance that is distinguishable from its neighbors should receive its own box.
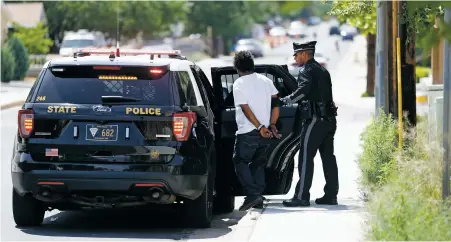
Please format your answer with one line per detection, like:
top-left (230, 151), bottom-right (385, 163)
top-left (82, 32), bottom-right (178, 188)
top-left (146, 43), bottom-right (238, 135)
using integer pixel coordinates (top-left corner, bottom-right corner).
top-left (232, 130), bottom-right (270, 196)
top-left (294, 116), bottom-right (339, 201)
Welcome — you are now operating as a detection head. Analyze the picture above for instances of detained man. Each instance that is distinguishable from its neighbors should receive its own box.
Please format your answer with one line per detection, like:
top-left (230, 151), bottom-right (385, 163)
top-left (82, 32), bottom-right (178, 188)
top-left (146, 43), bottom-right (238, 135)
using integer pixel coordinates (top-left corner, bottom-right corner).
top-left (232, 50), bottom-right (281, 211)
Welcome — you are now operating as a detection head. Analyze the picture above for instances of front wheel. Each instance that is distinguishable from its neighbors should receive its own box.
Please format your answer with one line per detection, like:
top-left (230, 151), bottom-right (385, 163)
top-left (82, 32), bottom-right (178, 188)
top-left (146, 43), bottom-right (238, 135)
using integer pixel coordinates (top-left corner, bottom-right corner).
top-left (12, 189), bottom-right (45, 227)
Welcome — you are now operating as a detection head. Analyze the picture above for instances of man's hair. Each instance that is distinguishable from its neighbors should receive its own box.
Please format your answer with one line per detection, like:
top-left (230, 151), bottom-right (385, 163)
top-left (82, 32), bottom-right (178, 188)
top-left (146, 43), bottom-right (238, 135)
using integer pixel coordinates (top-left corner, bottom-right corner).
top-left (233, 51), bottom-right (255, 73)
top-left (304, 49), bottom-right (315, 57)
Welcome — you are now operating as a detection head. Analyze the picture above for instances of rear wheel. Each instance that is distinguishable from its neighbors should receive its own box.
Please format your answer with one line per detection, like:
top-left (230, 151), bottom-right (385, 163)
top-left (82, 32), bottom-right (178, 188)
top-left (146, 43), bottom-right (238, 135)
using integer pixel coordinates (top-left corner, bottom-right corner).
top-left (183, 158), bottom-right (214, 228)
top-left (12, 189), bottom-right (45, 227)
top-left (213, 194), bottom-right (235, 214)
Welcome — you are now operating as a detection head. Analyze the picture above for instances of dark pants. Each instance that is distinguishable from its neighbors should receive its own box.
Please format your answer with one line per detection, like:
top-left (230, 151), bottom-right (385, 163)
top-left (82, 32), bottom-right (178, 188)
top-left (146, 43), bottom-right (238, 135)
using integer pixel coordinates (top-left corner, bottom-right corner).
top-left (232, 130), bottom-right (270, 196)
top-left (294, 116), bottom-right (339, 201)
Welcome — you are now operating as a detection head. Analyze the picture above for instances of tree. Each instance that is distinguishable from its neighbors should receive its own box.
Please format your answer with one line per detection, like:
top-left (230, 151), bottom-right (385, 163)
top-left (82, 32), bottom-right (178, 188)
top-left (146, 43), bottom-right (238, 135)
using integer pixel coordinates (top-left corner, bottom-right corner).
top-left (44, 1), bottom-right (187, 52)
top-left (329, 1), bottom-right (376, 97)
top-left (7, 36), bottom-right (29, 80)
top-left (329, 1), bottom-right (451, 97)
top-left (13, 22), bottom-right (53, 54)
top-left (1, 47), bottom-right (16, 83)
top-left (183, 1), bottom-right (255, 55)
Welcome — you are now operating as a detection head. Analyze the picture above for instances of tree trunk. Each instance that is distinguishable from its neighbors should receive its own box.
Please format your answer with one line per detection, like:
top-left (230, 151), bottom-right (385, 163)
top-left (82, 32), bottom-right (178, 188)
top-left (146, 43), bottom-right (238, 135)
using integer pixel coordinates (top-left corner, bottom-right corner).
top-left (366, 33), bottom-right (376, 97)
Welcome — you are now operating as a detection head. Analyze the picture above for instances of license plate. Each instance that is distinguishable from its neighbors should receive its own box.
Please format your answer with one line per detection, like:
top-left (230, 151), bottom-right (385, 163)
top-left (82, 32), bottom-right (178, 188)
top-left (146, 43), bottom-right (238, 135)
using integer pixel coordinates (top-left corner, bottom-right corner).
top-left (86, 124), bottom-right (118, 141)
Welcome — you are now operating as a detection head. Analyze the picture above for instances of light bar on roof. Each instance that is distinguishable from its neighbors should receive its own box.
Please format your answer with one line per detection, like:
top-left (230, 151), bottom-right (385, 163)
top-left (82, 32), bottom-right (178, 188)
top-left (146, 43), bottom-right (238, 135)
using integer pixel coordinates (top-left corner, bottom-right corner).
top-left (78, 49), bottom-right (181, 56)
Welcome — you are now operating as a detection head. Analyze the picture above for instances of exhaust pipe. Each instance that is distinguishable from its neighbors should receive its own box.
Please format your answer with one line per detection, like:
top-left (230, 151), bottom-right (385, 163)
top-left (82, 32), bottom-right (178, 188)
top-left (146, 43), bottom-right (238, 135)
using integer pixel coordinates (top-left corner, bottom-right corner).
top-left (38, 186), bottom-right (52, 198)
top-left (142, 187), bottom-right (164, 202)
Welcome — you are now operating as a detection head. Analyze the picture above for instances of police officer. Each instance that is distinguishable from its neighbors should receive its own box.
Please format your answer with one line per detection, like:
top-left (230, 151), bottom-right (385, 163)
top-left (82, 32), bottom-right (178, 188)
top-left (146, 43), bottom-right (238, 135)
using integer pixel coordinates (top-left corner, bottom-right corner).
top-left (281, 41), bottom-right (339, 207)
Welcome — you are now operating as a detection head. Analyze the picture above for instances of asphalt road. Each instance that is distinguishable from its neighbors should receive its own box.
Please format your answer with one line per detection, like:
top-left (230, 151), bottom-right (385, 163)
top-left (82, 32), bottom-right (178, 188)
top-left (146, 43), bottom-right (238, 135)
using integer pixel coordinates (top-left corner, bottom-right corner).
top-left (0, 20), bottom-right (357, 241)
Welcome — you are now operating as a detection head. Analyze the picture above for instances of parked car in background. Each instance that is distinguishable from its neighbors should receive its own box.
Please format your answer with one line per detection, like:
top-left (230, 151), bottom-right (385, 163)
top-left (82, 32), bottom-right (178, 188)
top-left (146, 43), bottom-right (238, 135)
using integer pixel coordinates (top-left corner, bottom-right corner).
top-left (287, 21), bottom-right (307, 39)
top-left (59, 29), bottom-right (106, 56)
top-left (232, 39), bottom-right (264, 58)
top-left (340, 24), bottom-right (358, 41)
top-left (269, 26), bottom-right (287, 37)
top-left (287, 52), bottom-right (329, 77)
top-left (307, 16), bottom-right (321, 26)
top-left (329, 25), bottom-right (341, 36)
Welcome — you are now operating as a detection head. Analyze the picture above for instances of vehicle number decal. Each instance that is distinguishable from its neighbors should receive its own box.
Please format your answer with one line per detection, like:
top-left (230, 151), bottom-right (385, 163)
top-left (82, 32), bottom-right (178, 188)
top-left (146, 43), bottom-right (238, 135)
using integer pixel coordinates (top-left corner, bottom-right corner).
top-left (47, 105), bottom-right (77, 113)
top-left (36, 96), bottom-right (46, 102)
top-left (126, 107), bottom-right (161, 115)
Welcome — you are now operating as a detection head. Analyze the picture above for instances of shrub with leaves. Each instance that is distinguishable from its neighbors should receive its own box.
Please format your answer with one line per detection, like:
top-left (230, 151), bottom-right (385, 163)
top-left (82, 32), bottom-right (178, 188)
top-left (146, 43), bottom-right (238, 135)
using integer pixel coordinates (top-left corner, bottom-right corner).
top-left (7, 36), bottom-right (29, 80)
top-left (1, 47), bottom-right (16, 83)
top-left (358, 110), bottom-right (398, 191)
top-left (367, 121), bottom-right (451, 241)
top-left (13, 22), bottom-right (53, 55)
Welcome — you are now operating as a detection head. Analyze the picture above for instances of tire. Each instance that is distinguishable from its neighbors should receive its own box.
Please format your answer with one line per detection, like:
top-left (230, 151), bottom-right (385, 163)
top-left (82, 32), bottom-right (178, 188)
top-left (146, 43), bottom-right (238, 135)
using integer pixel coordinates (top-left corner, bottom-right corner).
top-left (213, 194), bottom-right (235, 214)
top-left (12, 189), bottom-right (45, 227)
top-left (183, 157), bottom-right (214, 228)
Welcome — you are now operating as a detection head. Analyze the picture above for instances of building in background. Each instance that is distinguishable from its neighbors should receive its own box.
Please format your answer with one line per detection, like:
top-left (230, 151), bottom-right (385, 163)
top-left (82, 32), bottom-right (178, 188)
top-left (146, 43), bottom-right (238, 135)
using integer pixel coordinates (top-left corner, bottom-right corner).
top-left (1, 1), bottom-right (11, 42)
top-left (4, 2), bottom-right (47, 28)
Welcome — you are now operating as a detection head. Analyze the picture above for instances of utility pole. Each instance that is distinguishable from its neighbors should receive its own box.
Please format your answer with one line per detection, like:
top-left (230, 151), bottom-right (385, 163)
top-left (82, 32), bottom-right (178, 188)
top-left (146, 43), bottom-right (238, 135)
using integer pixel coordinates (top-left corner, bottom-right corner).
top-left (375, 1), bottom-right (389, 116)
top-left (398, 1), bottom-right (417, 126)
top-left (442, 7), bottom-right (451, 200)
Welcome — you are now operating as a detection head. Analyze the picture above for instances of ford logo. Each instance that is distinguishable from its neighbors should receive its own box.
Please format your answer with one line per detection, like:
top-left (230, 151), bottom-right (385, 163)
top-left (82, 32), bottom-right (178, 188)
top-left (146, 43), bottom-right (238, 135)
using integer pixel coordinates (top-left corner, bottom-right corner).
top-left (93, 106), bottom-right (112, 113)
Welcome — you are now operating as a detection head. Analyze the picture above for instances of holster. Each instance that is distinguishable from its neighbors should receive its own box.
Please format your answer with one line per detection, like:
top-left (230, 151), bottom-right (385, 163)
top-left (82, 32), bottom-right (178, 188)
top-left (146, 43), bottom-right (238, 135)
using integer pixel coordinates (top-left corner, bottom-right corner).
top-left (298, 100), bottom-right (313, 120)
top-left (314, 102), bottom-right (338, 117)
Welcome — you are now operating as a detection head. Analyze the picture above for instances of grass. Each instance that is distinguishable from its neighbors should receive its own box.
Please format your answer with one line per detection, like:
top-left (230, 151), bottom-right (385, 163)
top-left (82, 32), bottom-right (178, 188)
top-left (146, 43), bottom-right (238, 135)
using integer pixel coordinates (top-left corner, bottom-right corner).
top-left (358, 114), bottom-right (451, 240)
top-left (416, 66), bottom-right (431, 83)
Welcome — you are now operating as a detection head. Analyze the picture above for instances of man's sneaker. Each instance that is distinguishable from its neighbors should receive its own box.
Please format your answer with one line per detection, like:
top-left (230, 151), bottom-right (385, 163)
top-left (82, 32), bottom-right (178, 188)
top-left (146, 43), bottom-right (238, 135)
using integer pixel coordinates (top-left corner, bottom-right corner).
top-left (315, 196), bottom-right (338, 205)
top-left (282, 198), bottom-right (310, 207)
top-left (253, 201), bottom-right (264, 209)
top-left (239, 196), bottom-right (263, 211)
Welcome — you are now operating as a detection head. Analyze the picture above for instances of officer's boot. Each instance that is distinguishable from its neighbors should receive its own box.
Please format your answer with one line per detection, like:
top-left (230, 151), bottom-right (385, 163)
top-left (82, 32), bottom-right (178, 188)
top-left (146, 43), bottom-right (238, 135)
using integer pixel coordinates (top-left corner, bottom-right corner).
top-left (315, 195), bottom-right (338, 205)
top-left (282, 197), bottom-right (310, 207)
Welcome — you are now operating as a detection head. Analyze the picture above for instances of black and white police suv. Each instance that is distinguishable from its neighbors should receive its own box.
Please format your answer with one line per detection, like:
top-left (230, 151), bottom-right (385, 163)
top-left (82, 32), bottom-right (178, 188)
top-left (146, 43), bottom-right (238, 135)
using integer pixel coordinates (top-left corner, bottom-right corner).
top-left (12, 48), bottom-right (301, 228)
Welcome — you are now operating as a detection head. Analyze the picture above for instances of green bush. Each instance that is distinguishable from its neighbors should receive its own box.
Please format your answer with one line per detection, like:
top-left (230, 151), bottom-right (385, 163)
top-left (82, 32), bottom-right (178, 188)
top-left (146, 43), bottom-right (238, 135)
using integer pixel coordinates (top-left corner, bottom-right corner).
top-left (358, 110), bottom-right (398, 191)
top-left (7, 36), bottom-right (29, 80)
top-left (13, 22), bottom-right (53, 55)
top-left (415, 66), bottom-right (430, 83)
top-left (366, 121), bottom-right (451, 240)
top-left (1, 47), bottom-right (16, 83)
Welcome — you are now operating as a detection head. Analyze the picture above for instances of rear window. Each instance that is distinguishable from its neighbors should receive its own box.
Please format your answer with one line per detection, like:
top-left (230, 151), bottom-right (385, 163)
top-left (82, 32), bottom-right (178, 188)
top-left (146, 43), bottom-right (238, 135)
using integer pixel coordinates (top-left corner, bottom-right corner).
top-left (35, 66), bottom-right (172, 105)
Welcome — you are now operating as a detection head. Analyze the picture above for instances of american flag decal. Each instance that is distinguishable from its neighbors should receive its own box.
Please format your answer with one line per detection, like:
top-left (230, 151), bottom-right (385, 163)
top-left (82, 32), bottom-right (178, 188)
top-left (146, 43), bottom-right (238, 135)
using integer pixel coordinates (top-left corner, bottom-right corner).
top-left (45, 148), bottom-right (59, 157)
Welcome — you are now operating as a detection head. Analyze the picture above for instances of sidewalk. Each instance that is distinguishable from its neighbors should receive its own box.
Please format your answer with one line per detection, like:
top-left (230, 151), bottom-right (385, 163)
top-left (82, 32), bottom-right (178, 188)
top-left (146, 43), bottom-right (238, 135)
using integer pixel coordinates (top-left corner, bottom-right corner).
top-left (248, 35), bottom-right (372, 242)
top-left (0, 81), bottom-right (34, 110)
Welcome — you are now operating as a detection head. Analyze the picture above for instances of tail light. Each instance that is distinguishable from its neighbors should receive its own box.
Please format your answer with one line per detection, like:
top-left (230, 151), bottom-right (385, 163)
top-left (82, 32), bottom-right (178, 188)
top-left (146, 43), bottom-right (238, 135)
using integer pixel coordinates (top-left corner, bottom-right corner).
top-left (18, 109), bottom-right (34, 138)
top-left (173, 112), bottom-right (196, 141)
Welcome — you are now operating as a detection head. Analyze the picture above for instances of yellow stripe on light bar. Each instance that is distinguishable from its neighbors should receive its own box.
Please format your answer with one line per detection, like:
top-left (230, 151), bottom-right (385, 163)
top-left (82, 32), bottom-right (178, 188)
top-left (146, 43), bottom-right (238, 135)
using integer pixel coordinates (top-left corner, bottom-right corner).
top-left (98, 75), bottom-right (138, 80)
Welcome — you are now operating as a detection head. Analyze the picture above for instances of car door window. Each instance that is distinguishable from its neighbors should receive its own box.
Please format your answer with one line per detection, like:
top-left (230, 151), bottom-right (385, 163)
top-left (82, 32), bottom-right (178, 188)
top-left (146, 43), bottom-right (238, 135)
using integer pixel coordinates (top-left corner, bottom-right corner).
top-left (190, 67), bottom-right (211, 111)
top-left (220, 67), bottom-right (290, 107)
top-left (192, 66), bottom-right (215, 109)
top-left (175, 71), bottom-right (197, 106)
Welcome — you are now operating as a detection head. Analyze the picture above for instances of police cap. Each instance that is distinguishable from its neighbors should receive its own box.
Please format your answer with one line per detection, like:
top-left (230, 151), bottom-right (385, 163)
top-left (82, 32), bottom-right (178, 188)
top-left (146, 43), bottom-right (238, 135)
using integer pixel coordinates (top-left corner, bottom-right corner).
top-left (293, 41), bottom-right (317, 56)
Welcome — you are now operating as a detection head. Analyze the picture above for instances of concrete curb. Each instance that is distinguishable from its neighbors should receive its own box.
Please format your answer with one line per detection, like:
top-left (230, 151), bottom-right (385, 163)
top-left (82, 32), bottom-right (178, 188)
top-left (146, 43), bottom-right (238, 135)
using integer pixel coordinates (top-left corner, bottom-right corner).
top-left (0, 100), bottom-right (24, 110)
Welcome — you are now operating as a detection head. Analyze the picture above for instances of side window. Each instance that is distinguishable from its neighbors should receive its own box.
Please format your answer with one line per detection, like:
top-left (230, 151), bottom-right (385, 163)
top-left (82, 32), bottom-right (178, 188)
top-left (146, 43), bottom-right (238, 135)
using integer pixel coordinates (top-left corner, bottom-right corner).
top-left (220, 69), bottom-right (289, 104)
top-left (221, 74), bottom-right (240, 101)
top-left (190, 67), bottom-right (211, 110)
top-left (27, 68), bottom-right (45, 102)
top-left (175, 71), bottom-right (197, 106)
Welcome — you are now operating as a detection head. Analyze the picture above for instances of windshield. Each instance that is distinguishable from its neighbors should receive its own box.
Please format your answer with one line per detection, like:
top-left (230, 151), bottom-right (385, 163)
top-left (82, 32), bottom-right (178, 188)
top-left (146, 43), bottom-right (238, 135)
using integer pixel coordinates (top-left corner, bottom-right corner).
top-left (36, 66), bottom-right (172, 105)
top-left (61, 39), bottom-right (95, 48)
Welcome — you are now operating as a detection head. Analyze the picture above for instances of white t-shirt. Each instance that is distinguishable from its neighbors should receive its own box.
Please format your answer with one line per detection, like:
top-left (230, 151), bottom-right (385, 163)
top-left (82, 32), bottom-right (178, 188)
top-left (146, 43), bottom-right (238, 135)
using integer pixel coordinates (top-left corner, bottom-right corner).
top-left (233, 73), bottom-right (279, 135)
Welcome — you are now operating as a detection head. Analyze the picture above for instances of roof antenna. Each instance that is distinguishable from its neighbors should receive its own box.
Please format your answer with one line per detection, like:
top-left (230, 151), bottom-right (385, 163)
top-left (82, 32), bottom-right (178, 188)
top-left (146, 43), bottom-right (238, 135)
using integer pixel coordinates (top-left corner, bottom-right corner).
top-left (116, 2), bottom-right (120, 57)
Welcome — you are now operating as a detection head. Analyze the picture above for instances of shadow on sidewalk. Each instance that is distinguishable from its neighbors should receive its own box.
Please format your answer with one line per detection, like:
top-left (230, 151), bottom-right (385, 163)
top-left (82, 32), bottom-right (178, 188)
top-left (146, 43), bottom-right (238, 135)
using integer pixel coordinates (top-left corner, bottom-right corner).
top-left (262, 199), bottom-right (364, 214)
top-left (18, 206), bottom-right (246, 240)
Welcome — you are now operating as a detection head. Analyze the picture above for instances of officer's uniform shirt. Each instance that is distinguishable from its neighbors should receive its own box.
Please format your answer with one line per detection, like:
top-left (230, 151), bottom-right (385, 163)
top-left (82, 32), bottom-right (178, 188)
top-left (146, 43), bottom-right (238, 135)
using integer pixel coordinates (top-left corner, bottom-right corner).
top-left (233, 73), bottom-right (279, 135)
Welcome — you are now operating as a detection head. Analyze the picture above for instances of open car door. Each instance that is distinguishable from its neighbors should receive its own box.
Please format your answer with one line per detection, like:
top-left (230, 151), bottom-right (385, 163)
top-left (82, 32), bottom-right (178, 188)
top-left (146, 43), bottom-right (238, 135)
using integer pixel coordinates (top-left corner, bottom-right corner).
top-left (211, 64), bottom-right (301, 197)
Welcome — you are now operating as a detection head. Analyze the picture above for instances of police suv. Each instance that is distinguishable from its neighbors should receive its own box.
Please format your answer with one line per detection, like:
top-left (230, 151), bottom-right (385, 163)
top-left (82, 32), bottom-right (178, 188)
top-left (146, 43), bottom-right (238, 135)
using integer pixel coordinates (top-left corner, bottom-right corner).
top-left (12, 49), bottom-right (301, 228)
